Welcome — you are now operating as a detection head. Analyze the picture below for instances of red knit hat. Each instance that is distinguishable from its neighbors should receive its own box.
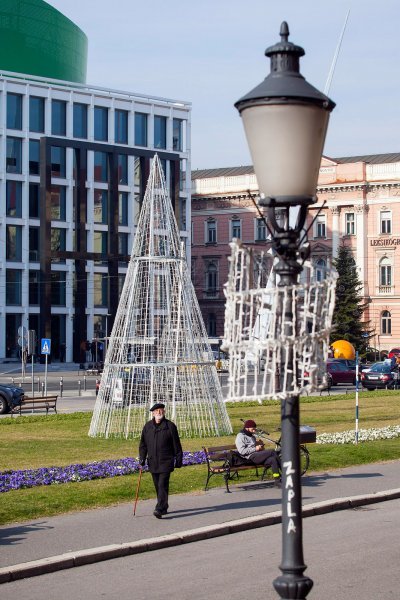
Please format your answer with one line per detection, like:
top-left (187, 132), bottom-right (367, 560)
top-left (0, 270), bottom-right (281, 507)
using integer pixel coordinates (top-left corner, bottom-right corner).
top-left (244, 419), bottom-right (256, 429)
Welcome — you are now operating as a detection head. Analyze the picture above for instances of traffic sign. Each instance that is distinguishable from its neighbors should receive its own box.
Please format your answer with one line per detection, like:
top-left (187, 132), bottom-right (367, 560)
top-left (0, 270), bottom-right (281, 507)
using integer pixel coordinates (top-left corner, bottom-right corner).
top-left (41, 338), bottom-right (51, 355)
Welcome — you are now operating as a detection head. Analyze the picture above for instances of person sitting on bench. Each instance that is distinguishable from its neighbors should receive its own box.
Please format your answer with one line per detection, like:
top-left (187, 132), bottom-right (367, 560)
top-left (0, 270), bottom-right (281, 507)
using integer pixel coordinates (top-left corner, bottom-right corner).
top-left (235, 420), bottom-right (281, 488)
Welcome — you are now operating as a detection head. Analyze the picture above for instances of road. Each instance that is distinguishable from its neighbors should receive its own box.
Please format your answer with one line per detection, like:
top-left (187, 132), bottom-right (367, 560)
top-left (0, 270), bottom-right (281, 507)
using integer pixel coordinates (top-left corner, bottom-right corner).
top-left (1, 498), bottom-right (399, 599)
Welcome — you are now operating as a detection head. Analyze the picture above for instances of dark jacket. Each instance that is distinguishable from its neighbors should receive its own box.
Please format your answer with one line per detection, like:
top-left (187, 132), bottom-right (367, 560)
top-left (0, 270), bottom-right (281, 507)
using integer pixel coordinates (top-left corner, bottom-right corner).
top-left (139, 418), bottom-right (183, 473)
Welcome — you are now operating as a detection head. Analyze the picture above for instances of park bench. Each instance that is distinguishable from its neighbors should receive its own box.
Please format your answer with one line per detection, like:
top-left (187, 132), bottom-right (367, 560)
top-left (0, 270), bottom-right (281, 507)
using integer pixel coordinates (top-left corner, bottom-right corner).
top-left (203, 444), bottom-right (268, 493)
top-left (11, 395), bottom-right (58, 416)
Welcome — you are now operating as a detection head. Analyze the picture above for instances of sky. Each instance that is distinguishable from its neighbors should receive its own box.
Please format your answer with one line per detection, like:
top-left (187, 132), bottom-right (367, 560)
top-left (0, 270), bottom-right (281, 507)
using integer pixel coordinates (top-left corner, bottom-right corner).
top-left (48, 0), bottom-right (400, 170)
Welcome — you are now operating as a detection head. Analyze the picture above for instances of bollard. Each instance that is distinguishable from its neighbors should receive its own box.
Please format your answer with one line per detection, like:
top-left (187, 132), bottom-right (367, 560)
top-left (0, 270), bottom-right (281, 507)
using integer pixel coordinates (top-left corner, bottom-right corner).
top-left (41, 382), bottom-right (45, 396)
top-left (84, 375), bottom-right (87, 391)
top-left (37, 377), bottom-right (41, 393)
top-left (78, 380), bottom-right (81, 396)
top-left (60, 377), bottom-right (63, 397)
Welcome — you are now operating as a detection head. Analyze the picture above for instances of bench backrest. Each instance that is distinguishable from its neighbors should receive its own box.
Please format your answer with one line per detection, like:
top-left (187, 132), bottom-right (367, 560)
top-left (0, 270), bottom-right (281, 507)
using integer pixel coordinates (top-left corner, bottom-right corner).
top-left (21, 396), bottom-right (58, 402)
top-left (203, 445), bottom-right (236, 462)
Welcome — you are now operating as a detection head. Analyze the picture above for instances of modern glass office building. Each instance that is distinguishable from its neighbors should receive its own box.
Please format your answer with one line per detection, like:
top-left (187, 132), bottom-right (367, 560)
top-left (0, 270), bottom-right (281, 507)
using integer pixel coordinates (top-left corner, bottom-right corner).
top-left (0, 1), bottom-right (191, 362)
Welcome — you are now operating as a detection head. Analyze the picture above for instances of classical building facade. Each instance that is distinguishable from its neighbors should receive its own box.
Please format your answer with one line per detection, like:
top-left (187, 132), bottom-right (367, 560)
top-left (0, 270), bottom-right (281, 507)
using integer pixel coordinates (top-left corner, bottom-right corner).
top-left (0, 1), bottom-right (191, 362)
top-left (191, 153), bottom-right (400, 355)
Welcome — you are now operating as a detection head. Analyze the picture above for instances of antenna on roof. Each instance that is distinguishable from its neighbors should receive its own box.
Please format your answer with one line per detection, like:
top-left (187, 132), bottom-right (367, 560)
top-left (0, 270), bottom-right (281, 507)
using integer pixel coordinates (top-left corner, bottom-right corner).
top-left (324, 9), bottom-right (350, 95)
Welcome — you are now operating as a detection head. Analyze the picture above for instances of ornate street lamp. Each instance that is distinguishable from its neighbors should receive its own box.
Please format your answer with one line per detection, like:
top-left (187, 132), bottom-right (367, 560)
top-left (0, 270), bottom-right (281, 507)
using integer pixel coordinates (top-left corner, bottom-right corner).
top-left (235, 22), bottom-right (335, 599)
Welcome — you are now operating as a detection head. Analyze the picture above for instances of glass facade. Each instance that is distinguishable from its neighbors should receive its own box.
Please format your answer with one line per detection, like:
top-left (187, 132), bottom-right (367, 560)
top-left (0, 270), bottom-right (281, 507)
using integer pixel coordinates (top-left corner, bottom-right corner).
top-left (94, 273), bottom-right (108, 306)
top-left (94, 151), bottom-right (108, 182)
top-left (51, 272), bottom-right (66, 306)
top-left (29, 96), bottom-right (45, 133)
top-left (6, 270), bottom-right (22, 305)
top-left (51, 146), bottom-right (66, 178)
top-left (29, 226), bottom-right (40, 261)
top-left (173, 118), bottom-right (183, 151)
top-left (119, 191), bottom-right (128, 225)
top-left (118, 154), bottom-right (128, 184)
top-left (29, 183), bottom-right (40, 218)
top-left (93, 189), bottom-right (108, 224)
top-left (50, 186), bottom-right (66, 220)
top-left (6, 225), bottom-right (22, 261)
top-left (29, 271), bottom-right (40, 305)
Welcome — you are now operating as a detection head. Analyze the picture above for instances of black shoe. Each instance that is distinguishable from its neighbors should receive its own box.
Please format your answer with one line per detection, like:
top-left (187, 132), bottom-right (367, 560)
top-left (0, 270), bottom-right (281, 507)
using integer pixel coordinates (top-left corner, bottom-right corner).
top-left (273, 478), bottom-right (282, 489)
top-left (160, 509), bottom-right (168, 515)
top-left (153, 510), bottom-right (162, 519)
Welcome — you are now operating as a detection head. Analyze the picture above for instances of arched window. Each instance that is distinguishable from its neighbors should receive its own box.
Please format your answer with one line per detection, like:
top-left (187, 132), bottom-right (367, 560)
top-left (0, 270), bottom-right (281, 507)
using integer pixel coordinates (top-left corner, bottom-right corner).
top-left (315, 258), bottom-right (327, 282)
top-left (379, 257), bottom-right (392, 287)
top-left (381, 310), bottom-right (391, 334)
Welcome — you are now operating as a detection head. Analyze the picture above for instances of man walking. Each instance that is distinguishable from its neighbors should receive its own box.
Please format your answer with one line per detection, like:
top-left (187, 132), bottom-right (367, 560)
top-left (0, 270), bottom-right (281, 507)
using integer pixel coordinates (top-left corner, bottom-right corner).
top-left (139, 403), bottom-right (183, 518)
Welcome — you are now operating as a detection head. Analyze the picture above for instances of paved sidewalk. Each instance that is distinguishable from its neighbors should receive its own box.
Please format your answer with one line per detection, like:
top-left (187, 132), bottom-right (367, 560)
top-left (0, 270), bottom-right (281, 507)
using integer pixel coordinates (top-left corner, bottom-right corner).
top-left (0, 460), bottom-right (399, 583)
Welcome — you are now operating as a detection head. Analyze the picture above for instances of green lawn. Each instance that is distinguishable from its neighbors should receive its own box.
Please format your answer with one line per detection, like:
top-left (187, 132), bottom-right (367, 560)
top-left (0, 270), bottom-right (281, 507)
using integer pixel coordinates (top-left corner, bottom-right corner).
top-left (1, 390), bottom-right (399, 525)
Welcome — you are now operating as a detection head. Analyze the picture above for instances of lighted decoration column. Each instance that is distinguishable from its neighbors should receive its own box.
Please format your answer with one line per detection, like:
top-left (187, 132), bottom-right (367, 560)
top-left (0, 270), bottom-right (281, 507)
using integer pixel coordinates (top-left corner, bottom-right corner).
top-left (235, 22), bottom-right (335, 599)
top-left (355, 202), bottom-right (369, 295)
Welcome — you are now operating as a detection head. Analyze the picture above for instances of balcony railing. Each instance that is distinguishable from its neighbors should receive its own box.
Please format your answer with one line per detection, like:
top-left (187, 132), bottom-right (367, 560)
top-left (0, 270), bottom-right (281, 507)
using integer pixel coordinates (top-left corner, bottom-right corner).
top-left (378, 285), bottom-right (394, 295)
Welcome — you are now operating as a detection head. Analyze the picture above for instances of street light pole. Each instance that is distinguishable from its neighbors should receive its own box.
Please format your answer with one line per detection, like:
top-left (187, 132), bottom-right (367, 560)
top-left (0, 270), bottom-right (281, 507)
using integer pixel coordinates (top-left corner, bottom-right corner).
top-left (235, 22), bottom-right (335, 599)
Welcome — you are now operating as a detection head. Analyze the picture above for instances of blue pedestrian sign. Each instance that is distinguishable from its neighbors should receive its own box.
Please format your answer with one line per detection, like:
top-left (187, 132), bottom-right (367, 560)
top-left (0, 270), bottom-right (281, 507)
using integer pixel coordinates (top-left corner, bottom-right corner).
top-left (41, 338), bottom-right (51, 355)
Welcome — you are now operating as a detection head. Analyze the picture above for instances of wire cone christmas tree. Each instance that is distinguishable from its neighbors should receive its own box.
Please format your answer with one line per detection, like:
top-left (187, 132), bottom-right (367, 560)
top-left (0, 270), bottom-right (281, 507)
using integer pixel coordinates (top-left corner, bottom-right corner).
top-left (89, 155), bottom-right (232, 439)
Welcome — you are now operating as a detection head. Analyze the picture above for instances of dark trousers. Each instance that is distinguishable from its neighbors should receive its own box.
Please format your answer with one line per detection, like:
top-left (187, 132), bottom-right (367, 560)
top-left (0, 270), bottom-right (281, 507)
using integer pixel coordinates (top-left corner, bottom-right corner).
top-left (249, 449), bottom-right (280, 475)
top-left (151, 472), bottom-right (171, 513)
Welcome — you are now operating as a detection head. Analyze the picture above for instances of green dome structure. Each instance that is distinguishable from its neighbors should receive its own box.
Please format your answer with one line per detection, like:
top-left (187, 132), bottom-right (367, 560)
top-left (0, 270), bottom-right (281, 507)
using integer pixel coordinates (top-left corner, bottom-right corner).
top-left (0, 0), bottom-right (88, 83)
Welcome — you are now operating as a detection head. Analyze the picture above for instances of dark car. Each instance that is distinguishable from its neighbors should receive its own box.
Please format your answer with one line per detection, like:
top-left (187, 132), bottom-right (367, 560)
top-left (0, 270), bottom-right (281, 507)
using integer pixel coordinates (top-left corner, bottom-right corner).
top-left (0, 383), bottom-right (25, 414)
top-left (328, 359), bottom-right (360, 371)
top-left (360, 362), bottom-right (398, 390)
top-left (326, 361), bottom-right (358, 387)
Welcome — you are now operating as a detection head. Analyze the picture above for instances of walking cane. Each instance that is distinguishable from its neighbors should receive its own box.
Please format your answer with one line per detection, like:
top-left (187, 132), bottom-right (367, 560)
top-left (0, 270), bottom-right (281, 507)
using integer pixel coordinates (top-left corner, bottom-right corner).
top-left (133, 467), bottom-right (143, 516)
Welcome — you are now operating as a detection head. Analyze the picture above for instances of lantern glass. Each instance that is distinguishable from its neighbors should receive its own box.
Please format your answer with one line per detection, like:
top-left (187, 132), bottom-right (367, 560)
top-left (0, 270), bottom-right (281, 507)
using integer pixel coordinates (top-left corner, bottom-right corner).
top-left (241, 102), bottom-right (330, 199)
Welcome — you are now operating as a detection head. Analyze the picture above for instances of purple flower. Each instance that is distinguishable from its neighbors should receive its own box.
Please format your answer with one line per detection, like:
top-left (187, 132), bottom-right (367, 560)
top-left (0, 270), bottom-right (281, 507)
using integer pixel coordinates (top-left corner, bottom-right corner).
top-left (0, 451), bottom-right (207, 493)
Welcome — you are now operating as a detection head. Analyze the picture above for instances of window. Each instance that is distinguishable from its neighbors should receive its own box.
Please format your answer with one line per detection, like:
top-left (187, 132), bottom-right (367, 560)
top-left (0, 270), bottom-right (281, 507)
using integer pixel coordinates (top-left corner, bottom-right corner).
top-left (6, 225), bottom-right (22, 261)
top-left (93, 189), bottom-right (108, 224)
top-left (315, 258), bottom-right (327, 282)
top-left (7, 93), bottom-right (22, 130)
top-left (93, 231), bottom-right (108, 260)
top-left (6, 137), bottom-right (22, 173)
top-left (6, 181), bottom-right (22, 217)
top-left (173, 119), bottom-right (183, 151)
top-left (94, 106), bottom-right (108, 141)
top-left (29, 271), bottom-right (40, 305)
top-left (50, 186), bottom-right (66, 221)
top-left (94, 151), bottom-right (108, 182)
top-left (119, 191), bottom-right (128, 225)
top-left (135, 112), bottom-right (148, 146)
top-left (51, 272), bottom-right (66, 306)
top-left (115, 109), bottom-right (128, 144)
top-left (29, 96), bottom-right (45, 133)
top-left (51, 228), bottom-right (66, 263)
top-left (93, 273), bottom-right (108, 307)
top-left (29, 139), bottom-right (40, 175)
top-left (208, 313), bottom-right (217, 337)
top-left (206, 220), bottom-right (217, 244)
top-left (6, 270), bottom-right (22, 305)
top-left (380, 211), bottom-right (391, 234)
top-left (118, 154), bottom-right (128, 184)
top-left (29, 184), bottom-right (40, 218)
top-left (256, 218), bottom-right (266, 241)
top-left (154, 115), bottom-right (167, 149)
top-left (205, 262), bottom-right (218, 292)
top-left (118, 232), bottom-right (129, 256)
top-left (345, 212), bottom-right (355, 235)
top-left (29, 226), bottom-right (40, 261)
top-left (379, 258), bottom-right (392, 287)
top-left (315, 215), bottom-right (326, 238)
top-left (231, 218), bottom-right (241, 240)
top-left (73, 103), bottom-right (88, 138)
top-left (381, 310), bottom-right (391, 335)
top-left (51, 100), bottom-right (66, 135)
top-left (51, 146), bottom-right (66, 178)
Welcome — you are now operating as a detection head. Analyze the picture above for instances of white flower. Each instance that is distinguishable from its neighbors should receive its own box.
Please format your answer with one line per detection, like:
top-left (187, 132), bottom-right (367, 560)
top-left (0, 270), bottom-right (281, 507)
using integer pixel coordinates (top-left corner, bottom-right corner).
top-left (316, 425), bottom-right (400, 445)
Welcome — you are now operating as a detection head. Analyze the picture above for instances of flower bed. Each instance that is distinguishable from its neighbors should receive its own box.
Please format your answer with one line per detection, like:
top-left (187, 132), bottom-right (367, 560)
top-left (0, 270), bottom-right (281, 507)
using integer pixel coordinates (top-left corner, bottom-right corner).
top-left (1, 426), bottom-right (400, 493)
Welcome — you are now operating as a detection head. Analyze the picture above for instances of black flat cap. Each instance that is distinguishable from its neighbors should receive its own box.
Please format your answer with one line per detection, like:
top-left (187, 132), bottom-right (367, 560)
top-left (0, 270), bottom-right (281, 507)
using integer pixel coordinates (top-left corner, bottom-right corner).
top-left (150, 403), bottom-right (165, 412)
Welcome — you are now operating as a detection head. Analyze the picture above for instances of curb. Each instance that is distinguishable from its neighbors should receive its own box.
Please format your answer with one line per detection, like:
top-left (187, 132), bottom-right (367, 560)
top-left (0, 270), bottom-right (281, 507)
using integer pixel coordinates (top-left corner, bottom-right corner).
top-left (1, 488), bottom-right (399, 584)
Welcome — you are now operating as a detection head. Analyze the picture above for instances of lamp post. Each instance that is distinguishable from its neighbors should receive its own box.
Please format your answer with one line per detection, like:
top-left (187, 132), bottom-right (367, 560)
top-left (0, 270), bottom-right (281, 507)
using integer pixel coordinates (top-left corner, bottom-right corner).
top-left (235, 22), bottom-right (335, 599)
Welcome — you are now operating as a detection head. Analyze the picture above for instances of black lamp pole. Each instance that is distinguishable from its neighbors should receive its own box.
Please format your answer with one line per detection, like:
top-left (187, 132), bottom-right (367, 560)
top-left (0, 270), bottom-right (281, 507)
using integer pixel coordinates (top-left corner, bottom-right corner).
top-left (235, 23), bottom-right (335, 599)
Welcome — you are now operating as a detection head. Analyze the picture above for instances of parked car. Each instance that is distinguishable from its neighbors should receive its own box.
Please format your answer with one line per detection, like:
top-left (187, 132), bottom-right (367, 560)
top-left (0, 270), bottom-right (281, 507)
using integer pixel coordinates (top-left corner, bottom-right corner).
top-left (360, 362), bottom-right (399, 390)
top-left (326, 360), bottom-right (358, 387)
top-left (328, 359), bottom-right (360, 371)
top-left (0, 383), bottom-right (26, 414)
